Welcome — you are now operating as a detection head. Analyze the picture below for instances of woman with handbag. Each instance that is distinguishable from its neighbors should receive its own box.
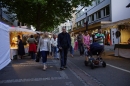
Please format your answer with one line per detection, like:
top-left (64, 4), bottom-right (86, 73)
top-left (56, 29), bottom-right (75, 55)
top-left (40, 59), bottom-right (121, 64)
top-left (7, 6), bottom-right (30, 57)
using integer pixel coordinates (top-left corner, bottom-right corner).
top-left (37, 32), bottom-right (51, 71)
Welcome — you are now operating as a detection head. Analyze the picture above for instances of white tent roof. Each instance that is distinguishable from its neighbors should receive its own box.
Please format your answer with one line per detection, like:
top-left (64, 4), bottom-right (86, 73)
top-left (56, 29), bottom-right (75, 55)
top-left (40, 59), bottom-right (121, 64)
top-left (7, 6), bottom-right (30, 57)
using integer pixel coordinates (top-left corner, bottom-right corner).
top-left (9, 27), bottom-right (36, 34)
top-left (0, 22), bottom-right (11, 70)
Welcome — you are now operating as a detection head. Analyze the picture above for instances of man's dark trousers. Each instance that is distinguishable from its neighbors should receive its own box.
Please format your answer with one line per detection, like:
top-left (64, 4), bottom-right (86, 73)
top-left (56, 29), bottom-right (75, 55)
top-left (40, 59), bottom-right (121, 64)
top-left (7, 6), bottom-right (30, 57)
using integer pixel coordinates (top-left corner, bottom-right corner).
top-left (59, 47), bottom-right (68, 68)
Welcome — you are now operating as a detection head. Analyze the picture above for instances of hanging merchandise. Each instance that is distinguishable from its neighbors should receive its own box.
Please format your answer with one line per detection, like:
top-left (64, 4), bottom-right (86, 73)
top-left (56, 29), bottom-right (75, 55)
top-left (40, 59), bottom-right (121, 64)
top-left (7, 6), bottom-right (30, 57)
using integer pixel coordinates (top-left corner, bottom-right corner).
top-left (116, 30), bottom-right (121, 38)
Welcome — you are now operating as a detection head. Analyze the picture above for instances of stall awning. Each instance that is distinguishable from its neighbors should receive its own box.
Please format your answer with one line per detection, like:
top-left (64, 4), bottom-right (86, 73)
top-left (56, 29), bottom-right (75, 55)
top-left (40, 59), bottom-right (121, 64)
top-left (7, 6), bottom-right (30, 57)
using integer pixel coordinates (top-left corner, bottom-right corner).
top-left (9, 27), bottom-right (36, 34)
top-left (101, 18), bottom-right (130, 29)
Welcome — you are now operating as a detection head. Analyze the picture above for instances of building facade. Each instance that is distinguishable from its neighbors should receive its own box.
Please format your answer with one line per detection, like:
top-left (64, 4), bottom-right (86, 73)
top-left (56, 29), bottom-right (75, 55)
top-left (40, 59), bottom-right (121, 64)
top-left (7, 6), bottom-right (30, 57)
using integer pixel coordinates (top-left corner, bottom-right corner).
top-left (0, 8), bottom-right (14, 26)
top-left (53, 20), bottom-right (72, 34)
top-left (73, 0), bottom-right (130, 45)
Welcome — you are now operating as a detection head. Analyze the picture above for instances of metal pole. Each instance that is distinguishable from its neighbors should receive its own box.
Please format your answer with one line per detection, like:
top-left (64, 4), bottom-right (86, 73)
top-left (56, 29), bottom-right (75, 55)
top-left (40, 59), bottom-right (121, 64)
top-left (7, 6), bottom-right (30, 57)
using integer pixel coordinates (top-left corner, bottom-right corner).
top-left (0, 1), bottom-right (2, 19)
top-left (86, 9), bottom-right (88, 31)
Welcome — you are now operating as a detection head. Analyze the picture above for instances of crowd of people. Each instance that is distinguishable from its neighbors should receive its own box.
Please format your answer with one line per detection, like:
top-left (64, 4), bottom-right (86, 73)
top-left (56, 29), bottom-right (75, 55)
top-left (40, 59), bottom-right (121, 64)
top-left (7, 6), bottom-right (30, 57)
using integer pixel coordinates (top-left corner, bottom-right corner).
top-left (17, 27), bottom-right (105, 71)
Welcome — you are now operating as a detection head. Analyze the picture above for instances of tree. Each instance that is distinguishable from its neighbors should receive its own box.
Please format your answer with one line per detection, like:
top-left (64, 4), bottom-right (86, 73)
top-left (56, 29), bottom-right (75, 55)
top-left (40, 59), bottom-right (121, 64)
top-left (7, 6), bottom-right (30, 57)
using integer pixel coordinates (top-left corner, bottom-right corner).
top-left (1, 0), bottom-right (93, 31)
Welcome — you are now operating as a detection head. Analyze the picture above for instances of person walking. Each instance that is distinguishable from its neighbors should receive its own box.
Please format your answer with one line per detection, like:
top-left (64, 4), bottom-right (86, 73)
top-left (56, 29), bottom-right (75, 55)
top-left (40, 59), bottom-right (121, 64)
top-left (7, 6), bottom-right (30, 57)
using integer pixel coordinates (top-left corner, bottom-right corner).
top-left (27, 35), bottom-right (37, 59)
top-left (83, 31), bottom-right (90, 61)
top-left (77, 32), bottom-right (84, 56)
top-left (70, 32), bottom-right (75, 57)
top-left (94, 29), bottom-right (105, 46)
top-left (17, 35), bottom-right (25, 59)
top-left (57, 27), bottom-right (71, 70)
top-left (74, 35), bottom-right (78, 51)
top-left (51, 34), bottom-right (59, 59)
top-left (83, 31), bottom-right (90, 46)
top-left (94, 28), bottom-right (105, 57)
top-left (37, 33), bottom-right (51, 71)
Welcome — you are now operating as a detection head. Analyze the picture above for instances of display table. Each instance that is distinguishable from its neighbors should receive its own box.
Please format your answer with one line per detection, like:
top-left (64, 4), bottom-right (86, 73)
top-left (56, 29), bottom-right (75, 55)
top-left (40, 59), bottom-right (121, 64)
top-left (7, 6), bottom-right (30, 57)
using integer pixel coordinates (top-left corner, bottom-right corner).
top-left (10, 46), bottom-right (29, 60)
top-left (114, 44), bottom-right (130, 58)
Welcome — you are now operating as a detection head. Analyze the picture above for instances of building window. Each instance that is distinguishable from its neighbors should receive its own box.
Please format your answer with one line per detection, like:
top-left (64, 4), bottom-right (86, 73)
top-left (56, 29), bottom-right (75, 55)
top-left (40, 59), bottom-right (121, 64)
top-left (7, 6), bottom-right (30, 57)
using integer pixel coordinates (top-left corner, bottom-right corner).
top-left (95, 0), bottom-right (100, 5)
top-left (103, 8), bottom-right (106, 17)
top-left (96, 11), bottom-right (101, 19)
top-left (78, 22), bottom-right (80, 26)
top-left (92, 14), bottom-right (94, 21)
top-left (103, 5), bottom-right (110, 17)
top-left (106, 5), bottom-right (110, 16)
top-left (76, 23), bottom-right (78, 27)
top-left (84, 18), bottom-right (86, 23)
top-left (88, 16), bottom-right (91, 23)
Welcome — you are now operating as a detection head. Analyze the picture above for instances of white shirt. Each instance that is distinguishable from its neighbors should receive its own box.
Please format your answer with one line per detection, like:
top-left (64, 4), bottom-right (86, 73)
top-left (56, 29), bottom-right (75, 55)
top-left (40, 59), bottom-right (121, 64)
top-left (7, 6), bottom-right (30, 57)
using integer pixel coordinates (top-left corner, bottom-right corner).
top-left (37, 38), bottom-right (51, 52)
top-left (51, 38), bottom-right (57, 47)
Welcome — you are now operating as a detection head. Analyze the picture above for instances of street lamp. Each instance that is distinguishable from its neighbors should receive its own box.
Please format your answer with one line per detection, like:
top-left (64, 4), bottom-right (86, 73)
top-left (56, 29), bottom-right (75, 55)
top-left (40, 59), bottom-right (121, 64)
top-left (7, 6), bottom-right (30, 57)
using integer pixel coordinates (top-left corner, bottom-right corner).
top-left (0, 1), bottom-right (2, 19)
top-left (85, 9), bottom-right (88, 31)
top-left (126, 3), bottom-right (130, 8)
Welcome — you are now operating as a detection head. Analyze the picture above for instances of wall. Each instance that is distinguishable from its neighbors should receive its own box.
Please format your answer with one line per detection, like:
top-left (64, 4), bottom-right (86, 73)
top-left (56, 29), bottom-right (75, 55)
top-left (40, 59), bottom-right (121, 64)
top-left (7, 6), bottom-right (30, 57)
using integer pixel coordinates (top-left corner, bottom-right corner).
top-left (121, 29), bottom-right (130, 43)
top-left (111, 0), bottom-right (130, 22)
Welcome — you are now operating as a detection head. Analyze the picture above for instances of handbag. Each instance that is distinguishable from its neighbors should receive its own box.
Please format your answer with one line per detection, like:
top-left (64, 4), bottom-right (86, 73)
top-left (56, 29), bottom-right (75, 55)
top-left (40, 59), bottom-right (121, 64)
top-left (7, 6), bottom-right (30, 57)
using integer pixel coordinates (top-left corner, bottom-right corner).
top-left (35, 51), bottom-right (41, 62)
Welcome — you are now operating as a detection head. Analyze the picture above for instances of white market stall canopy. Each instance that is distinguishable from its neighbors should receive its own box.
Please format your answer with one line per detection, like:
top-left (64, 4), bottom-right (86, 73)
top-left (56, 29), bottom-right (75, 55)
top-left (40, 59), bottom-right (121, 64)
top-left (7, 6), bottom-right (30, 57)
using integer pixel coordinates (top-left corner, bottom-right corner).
top-left (0, 22), bottom-right (11, 70)
top-left (9, 27), bottom-right (36, 34)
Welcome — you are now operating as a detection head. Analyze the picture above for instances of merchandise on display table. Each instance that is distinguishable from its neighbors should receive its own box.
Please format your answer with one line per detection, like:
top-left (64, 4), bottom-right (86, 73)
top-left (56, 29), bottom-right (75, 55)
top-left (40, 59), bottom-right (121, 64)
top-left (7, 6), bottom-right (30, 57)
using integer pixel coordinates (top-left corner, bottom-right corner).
top-left (9, 27), bottom-right (36, 59)
top-left (9, 27), bottom-right (35, 48)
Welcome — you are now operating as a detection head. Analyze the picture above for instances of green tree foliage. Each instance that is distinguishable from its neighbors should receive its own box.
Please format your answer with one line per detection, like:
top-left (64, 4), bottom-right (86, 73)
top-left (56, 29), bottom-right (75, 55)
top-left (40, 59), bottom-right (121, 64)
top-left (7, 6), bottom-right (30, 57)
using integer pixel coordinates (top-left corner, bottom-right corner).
top-left (1, 0), bottom-right (93, 31)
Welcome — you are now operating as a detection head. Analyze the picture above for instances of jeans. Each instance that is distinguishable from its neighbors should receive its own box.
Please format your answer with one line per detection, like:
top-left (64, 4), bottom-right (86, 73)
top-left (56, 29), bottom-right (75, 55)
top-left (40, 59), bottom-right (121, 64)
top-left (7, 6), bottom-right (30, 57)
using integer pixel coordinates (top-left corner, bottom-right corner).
top-left (40, 51), bottom-right (48, 64)
top-left (52, 46), bottom-right (58, 58)
top-left (78, 43), bottom-right (84, 55)
top-left (59, 47), bottom-right (68, 67)
top-left (30, 51), bottom-right (36, 59)
top-left (70, 46), bottom-right (74, 55)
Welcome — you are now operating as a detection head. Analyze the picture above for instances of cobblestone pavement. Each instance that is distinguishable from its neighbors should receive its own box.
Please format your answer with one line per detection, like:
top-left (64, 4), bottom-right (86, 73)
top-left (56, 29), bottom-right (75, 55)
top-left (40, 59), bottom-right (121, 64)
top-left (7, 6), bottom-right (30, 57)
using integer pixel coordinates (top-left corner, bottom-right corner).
top-left (0, 55), bottom-right (107, 86)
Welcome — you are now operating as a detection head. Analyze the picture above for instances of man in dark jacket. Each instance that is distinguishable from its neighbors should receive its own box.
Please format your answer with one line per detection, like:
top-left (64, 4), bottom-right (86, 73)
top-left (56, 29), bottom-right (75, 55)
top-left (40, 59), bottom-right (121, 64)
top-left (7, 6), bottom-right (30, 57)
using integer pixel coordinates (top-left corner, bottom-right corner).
top-left (57, 27), bottom-right (71, 70)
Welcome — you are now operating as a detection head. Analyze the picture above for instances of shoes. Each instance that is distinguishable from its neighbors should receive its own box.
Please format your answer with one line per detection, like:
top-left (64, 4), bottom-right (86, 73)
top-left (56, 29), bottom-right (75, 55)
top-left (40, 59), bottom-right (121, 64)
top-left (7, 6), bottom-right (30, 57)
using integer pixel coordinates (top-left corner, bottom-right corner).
top-left (70, 54), bottom-right (73, 58)
top-left (64, 66), bottom-right (67, 68)
top-left (43, 65), bottom-right (47, 71)
top-left (60, 67), bottom-right (65, 70)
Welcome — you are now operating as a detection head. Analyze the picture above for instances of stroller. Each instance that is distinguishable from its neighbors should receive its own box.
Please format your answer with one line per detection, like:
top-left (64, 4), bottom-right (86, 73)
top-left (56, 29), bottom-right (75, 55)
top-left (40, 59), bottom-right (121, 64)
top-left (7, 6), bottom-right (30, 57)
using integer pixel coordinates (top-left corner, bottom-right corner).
top-left (84, 42), bottom-right (106, 69)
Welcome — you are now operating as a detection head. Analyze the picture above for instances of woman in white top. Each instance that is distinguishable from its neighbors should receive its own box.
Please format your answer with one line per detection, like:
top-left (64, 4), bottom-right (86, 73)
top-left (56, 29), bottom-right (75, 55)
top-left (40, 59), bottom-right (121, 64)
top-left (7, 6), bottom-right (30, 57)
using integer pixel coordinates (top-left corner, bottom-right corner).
top-left (70, 33), bottom-right (75, 57)
top-left (51, 34), bottom-right (59, 59)
top-left (37, 32), bottom-right (51, 71)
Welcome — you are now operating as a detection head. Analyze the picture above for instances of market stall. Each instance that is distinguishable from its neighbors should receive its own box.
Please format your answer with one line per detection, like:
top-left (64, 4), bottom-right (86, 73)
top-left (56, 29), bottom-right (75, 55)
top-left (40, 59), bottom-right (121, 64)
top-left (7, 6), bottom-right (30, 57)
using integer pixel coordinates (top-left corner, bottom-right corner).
top-left (0, 22), bottom-right (11, 70)
top-left (9, 27), bottom-right (36, 59)
top-left (114, 44), bottom-right (130, 58)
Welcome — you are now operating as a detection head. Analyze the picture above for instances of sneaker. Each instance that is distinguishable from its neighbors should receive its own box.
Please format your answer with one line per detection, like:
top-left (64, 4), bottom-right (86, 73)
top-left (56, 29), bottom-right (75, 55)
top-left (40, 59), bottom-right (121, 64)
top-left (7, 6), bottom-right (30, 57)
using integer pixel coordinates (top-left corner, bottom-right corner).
top-left (57, 58), bottom-right (59, 60)
top-left (64, 66), bottom-right (67, 68)
top-left (60, 67), bottom-right (65, 70)
top-left (43, 65), bottom-right (47, 71)
top-left (70, 54), bottom-right (73, 58)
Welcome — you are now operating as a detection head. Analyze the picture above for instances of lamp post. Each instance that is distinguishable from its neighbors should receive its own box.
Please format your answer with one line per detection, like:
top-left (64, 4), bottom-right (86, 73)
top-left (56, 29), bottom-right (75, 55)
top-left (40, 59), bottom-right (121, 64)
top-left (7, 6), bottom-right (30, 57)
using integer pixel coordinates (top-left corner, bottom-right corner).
top-left (126, 3), bottom-right (130, 8)
top-left (0, 1), bottom-right (2, 19)
top-left (85, 9), bottom-right (88, 31)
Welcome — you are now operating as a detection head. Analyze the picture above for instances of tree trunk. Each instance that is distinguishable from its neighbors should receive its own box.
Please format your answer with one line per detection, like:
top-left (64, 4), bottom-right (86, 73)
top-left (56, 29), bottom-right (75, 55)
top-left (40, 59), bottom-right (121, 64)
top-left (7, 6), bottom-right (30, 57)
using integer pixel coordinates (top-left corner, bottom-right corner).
top-left (36, 2), bottom-right (41, 31)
